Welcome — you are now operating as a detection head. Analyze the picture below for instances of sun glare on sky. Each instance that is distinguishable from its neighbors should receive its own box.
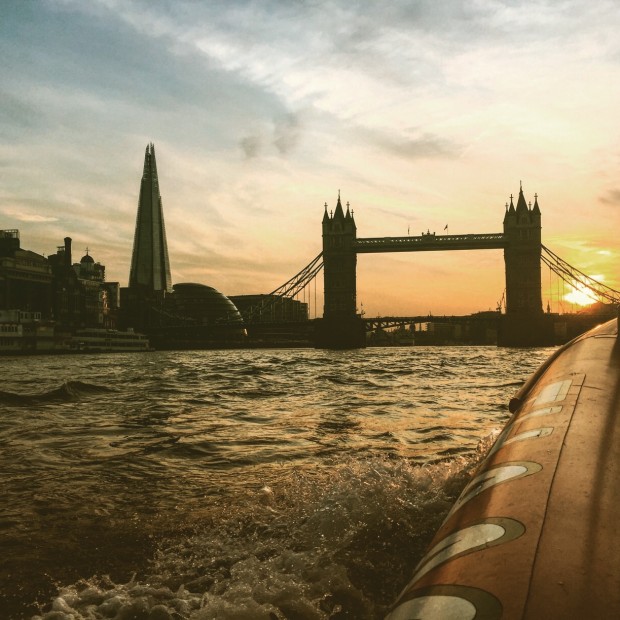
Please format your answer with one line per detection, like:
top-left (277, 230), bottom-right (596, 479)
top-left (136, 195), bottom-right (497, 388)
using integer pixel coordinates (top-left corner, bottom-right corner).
top-left (563, 277), bottom-right (603, 307)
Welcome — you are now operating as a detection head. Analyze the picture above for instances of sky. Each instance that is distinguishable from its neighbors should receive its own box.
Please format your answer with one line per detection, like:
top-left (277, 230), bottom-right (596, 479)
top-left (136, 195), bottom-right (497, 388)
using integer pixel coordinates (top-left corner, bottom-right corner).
top-left (2, 0), bottom-right (620, 317)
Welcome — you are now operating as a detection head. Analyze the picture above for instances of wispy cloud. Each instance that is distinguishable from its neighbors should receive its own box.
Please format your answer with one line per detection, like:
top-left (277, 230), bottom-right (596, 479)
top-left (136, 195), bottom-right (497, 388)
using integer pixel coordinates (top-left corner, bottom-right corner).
top-left (239, 113), bottom-right (303, 159)
top-left (1, 207), bottom-right (59, 223)
top-left (240, 135), bottom-right (261, 159)
top-left (2, 0), bottom-right (620, 311)
top-left (600, 189), bottom-right (620, 207)
top-left (273, 113), bottom-right (302, 155)
top-left (361, 128), bottom-right (460, 160)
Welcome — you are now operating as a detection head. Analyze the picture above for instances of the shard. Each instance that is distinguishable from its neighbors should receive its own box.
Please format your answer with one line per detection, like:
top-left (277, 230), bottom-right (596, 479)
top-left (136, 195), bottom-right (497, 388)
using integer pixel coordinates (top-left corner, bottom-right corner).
top-left (128, 143), bottom-right (172, 293)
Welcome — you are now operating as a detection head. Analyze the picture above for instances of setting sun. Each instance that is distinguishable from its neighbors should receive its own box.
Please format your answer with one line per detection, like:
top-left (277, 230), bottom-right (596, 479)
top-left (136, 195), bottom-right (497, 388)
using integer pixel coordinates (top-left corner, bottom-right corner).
top-left (564, 277), bottom-right (603, 307)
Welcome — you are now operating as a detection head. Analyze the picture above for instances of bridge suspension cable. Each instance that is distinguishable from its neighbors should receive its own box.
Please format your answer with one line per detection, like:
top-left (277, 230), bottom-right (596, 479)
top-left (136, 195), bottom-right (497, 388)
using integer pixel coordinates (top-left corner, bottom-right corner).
top-left (243, 252), bottom-right (324, 322)
top-left (267, 252), bottom-right (324, 299)
top-left (541, 245), bottom-right (620, 305)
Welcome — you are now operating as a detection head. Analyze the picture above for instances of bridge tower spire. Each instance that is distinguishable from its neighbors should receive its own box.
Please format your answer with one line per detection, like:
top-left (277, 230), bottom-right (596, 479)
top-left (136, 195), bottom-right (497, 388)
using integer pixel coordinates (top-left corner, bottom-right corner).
top-left (316, 193), bottom-right (365, 348)
top-left (503, 184), bottom-right (543, 316)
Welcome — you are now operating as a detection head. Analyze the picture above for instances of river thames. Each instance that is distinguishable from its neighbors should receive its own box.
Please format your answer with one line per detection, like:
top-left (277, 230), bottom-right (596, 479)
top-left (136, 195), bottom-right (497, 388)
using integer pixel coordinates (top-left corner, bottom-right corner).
top-left (0, 346), bottom-right (553, 619)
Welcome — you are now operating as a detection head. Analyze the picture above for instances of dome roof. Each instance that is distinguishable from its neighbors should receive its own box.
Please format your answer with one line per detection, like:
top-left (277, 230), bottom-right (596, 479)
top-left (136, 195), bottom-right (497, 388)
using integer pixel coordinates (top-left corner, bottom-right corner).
top-left (81, 253), bottom-right (94, 263)
top-left (170, 283), bottom-right (243, 324)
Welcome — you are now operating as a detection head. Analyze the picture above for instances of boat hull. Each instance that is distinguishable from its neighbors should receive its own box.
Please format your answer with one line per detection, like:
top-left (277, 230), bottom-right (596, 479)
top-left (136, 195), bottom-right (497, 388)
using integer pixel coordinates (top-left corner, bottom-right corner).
top-left (387, 318), bottom-right (620, 619)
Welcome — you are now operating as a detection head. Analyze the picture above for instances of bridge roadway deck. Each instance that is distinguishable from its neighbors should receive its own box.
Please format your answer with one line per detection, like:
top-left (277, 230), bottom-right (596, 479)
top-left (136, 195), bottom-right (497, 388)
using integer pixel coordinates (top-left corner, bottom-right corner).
top-left (355, 232), bottom-right (506, 253)
top-left (363, 314), bottom-right (500, 330)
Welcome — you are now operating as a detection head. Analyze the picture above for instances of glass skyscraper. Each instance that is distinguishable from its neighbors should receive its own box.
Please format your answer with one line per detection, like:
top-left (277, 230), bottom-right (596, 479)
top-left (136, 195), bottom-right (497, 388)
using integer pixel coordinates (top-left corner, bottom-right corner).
top-left (128, 143), bottom-right (172, 293)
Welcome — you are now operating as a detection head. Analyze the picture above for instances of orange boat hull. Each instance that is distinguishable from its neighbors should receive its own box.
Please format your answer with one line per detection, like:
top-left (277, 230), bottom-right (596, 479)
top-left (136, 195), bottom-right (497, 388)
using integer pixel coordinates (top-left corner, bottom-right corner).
top-left (387, 318), bottom-right (620, 619)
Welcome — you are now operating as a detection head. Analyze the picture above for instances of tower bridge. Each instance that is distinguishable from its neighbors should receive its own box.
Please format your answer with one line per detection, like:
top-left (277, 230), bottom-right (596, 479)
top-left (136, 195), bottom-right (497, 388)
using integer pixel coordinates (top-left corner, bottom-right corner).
top-left (241, 186), bottom-right (618, 348)
top-left (316, 186), bottom-right (544, 348)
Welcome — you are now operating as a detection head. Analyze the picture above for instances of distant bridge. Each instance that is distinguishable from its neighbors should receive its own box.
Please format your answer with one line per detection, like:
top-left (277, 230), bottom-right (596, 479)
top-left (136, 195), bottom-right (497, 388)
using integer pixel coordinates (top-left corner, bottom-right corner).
top-left (362, 314), bottom-right (500, 332)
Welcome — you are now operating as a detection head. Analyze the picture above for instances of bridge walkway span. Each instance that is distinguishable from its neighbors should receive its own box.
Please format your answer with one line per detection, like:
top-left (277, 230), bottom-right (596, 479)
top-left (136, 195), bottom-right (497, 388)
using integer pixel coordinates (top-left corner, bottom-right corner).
top-left (355, 233), bottom-right (506, 254)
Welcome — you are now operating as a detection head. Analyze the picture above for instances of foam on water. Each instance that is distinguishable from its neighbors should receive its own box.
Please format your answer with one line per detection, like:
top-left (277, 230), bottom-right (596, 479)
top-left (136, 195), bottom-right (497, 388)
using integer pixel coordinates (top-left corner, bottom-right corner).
top-left (31, 445), bottom-right (492, 620)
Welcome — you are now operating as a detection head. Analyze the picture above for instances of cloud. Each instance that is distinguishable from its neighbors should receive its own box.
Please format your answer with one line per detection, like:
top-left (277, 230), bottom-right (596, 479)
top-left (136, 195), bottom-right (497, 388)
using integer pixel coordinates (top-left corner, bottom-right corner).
top-left (239, 113), bottom-right (302, 159)
top-left (361, 128), bottom-right (460, 160)
top-left (240, 135), bottom-right (262, 159)
top-left (273, 113), bottom-right (301, 155)
top-left (1, 206), bottom-right (59, 223)
top-left (0, 92), bottom-right (42, 139)
top-left (599, 189), bottom-right (620, 206)
top-left (2, 0), bottom-right (620, 313)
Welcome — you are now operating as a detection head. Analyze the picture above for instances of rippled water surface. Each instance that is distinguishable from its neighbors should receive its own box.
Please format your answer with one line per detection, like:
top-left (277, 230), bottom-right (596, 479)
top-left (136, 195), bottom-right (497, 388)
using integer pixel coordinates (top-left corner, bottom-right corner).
top-left (0, 346), bottom-right (554, 619)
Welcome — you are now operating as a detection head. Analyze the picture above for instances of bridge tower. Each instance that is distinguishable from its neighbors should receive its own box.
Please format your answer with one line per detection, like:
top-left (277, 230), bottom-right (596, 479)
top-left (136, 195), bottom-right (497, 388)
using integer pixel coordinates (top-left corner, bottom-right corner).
top-left (501, 185), bottom-right (549, 345)
top-left (316, 194), bottom-right (365, 348)
top-left (503, 185), bottom-right (543, 315)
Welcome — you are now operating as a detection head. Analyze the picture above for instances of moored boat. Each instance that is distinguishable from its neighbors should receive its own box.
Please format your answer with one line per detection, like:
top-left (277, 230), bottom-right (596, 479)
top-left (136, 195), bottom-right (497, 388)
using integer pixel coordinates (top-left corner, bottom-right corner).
top-left (70, 328), bottom-right (152, 352)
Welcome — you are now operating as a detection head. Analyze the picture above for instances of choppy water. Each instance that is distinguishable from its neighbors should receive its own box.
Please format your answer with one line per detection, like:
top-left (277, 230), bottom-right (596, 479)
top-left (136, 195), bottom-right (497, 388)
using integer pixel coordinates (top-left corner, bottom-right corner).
top-left (0, 346), bottom-right (553, 619)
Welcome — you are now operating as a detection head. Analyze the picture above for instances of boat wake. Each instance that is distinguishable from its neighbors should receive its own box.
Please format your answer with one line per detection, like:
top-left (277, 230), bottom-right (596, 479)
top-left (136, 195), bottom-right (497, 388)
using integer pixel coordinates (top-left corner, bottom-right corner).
top-left (32, 442), bottom-right (494, 620)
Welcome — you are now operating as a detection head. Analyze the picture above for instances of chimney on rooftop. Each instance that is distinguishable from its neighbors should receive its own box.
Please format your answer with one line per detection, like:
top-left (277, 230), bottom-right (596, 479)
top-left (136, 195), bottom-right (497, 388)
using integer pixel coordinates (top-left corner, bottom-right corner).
top-left (64, 237), bottom-right (72, 268)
